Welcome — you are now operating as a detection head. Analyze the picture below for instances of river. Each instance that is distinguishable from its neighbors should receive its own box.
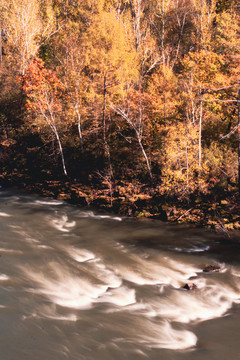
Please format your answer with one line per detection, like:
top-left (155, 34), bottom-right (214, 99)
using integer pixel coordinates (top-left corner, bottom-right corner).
top-left (0, 188), bottom-right (240, 360)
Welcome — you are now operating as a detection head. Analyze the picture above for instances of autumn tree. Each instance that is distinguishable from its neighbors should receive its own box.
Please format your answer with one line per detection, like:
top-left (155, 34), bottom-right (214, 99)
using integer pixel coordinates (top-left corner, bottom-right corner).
top-left (110, 89), bottom-right (154, 178)
top-left (160, 121), bottom-right (205, 198)
top-left (175, 0), bottom-right (240, 193)
top-left (0, 0), bottom-right (56, 76)
top-left (83, 6), bottom-right (138, 176)
top-left (22, 58), bottom-right (68, 176)
top-left (53, 27), bottom-right (88, 148)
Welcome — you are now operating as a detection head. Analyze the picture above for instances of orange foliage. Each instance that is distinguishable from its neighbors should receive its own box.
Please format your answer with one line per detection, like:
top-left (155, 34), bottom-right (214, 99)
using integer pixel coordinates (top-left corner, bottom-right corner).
top-left (22, 58), bottom-right (64, 115)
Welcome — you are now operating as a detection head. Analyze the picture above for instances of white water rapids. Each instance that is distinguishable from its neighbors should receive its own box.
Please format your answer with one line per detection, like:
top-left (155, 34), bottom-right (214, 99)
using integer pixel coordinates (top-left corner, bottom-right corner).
top-left (0, 189), bottom-right (240, 360)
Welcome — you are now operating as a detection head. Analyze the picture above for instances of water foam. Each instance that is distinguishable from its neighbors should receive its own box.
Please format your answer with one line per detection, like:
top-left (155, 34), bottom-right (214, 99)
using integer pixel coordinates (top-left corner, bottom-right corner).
top-left (113, 319), bottom-right (197, 350)
top-left (0, 212), bottom-right (11, 217)
top-left (76, 210), bottom-right (122, 221)
top-left (130, 272), bottom-right (240, 324)
top-left (51, 215), bottom-right (76, 232)
top-left (92, 261), bottom-right (122, 289)
top-left (0, 274), bottom-right (9, 281)
top-left (99, 286), bottom-right (136, 306)
top-left (35, 200), bottom-right (63, 206)
top-left (22, 309), bottom-right (78, 322)
top-left (93, 214), bottom-right (122, 221)
top-left (22, 263), bottom-right (108, 309)
top-left (0, 248), bottom-right (22, 254)
top-left (110, 254), bottom-right (199, 287)
top-left (173, 245), bottom-right (210, 253)
top-left (66, 247), bottom-right (95, 262)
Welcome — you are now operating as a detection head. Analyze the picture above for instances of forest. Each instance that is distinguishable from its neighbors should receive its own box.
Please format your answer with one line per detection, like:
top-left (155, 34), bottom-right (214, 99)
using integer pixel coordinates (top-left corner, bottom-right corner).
top-left (0, 0), bottom-right (240, 230)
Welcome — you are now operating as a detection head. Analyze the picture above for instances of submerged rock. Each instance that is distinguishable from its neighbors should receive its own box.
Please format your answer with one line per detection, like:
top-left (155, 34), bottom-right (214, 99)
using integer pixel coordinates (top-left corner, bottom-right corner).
top-left (203, 264), bottom-right (220, 273)
top-left (182, 283), bottom-right (198, 291)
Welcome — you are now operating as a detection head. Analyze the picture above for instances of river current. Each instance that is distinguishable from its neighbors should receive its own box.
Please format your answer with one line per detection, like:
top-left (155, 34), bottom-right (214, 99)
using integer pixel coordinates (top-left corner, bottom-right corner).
top-left (0, 188), bottom-right (240, 360)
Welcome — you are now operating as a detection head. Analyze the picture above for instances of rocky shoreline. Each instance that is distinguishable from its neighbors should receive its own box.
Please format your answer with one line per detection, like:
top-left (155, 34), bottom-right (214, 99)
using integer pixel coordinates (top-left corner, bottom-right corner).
top-left (2, 173), bottom-right (239, 240)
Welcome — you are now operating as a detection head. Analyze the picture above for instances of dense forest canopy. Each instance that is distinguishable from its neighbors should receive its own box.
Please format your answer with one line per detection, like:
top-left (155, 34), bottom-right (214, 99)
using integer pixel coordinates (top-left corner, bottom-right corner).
top-left (0, 0), bottom-right (240, 202)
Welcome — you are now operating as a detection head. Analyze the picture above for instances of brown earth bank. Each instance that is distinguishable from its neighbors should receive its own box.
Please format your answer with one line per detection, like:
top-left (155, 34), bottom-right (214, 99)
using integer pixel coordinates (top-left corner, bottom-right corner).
top-left (1, 172), bottom-right (240, 241)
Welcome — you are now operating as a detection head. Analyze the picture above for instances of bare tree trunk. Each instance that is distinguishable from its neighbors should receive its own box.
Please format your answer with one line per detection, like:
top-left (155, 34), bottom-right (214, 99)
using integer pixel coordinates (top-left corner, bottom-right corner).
top-left (199, 99), bottom-right (203, 168)
top-left (46, 107), bottom-right (68, 177)
top-left (55, 132), bottom-right (68, 177)
top-left (0, 28), bottom-right (2, 63)
top-left (58, 52), bottom-right (84, 149)
top-left (137, 136), bottom-right (153, 179)
top-left (75, 107), bottom-right (83, 149)
top-left (238, 86), bottom-right (240, 194)
top-left (157, 0), bottom-right (171, 65)
top-left (164, 93), bottom-right (166, 123)
top-left (52, 123), bottom-right (68, 177)
top-left (103, 76), bottom-right (107, 143)
top-left (110, 104), bottom-right (152, 179)
top-left (172, 11), bottom-right (186, 69)
top-left (103, 76), bottom-right (113, 178)
top-left (185, 138), bottom-right (189, 195)
top-left (161, 2), bottom-right (166, 65)
top-left (131, 0), bottom-right (142, 52)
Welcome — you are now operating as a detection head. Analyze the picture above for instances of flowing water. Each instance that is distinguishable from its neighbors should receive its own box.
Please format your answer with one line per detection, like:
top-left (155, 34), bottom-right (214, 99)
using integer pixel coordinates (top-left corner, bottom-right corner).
top-left (0, 188), bottom-right (240, 360)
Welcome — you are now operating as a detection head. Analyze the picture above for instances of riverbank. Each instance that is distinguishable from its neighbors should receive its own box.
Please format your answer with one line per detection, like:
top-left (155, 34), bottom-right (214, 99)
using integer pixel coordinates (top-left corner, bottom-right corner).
top-left (1, 172), bottom-right (240, 239)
